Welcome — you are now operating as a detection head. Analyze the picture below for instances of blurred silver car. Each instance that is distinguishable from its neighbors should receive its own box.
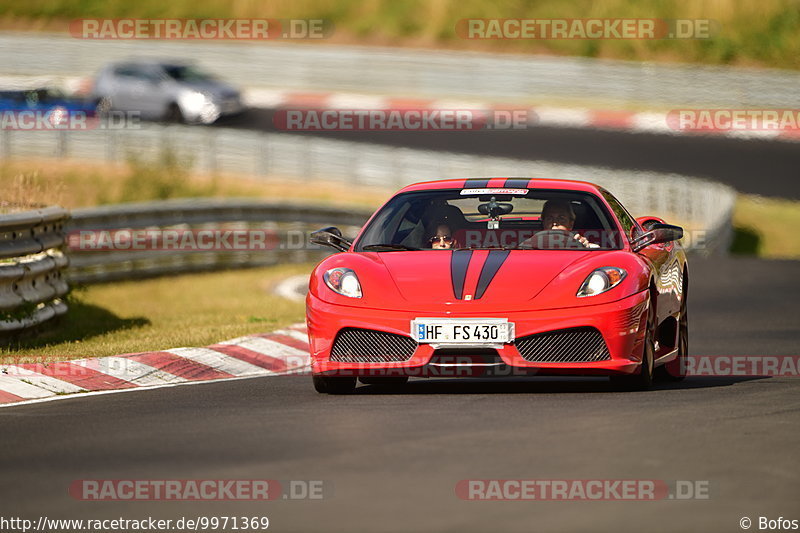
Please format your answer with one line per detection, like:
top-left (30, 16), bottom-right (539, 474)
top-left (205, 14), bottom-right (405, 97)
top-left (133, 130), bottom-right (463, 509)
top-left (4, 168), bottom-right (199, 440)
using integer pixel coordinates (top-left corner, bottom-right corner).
top-left (92, 60), bottom-right (243, 124)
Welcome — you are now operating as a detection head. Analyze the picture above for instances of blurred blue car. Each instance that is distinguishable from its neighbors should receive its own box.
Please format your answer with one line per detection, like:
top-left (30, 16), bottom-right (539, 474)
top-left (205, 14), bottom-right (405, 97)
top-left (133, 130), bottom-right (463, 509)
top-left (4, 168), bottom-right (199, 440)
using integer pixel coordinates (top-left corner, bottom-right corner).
top-left (0, 87), bottom-right (96, 127)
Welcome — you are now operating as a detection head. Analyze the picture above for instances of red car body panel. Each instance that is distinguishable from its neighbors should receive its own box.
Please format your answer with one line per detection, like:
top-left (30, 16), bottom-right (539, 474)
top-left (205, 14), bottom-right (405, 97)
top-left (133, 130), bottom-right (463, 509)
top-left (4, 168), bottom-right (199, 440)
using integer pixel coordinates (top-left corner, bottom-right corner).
top-left (306, 178), bottom-right (688, 378)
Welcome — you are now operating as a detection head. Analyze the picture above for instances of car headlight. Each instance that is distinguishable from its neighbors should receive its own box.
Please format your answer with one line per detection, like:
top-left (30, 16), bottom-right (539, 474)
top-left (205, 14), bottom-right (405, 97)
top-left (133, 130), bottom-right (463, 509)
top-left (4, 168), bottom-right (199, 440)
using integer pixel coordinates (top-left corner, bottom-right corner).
top-left (180, 90), bottom-right (209, 110)
top-left (323, 268), bottom-right (362, 298)
top-left (48, 106), bottom-right (68, 127)
top-left (577, 267), bottom-right (626, 297)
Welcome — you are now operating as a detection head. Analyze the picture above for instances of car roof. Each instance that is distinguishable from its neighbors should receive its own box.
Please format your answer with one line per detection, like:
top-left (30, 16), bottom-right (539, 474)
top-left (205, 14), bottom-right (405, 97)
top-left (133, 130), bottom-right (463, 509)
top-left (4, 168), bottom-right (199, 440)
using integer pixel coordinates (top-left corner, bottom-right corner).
top-left (108, 59), bottom-right (192, 68)
top-left (397, 178), bottom-right (603, 195)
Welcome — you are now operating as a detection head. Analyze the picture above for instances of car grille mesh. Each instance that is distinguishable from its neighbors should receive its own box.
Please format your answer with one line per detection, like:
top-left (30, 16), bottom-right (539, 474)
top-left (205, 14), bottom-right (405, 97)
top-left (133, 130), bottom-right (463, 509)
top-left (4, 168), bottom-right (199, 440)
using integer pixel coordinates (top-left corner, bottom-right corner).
top-left (516, 327), bottom-right (611, 363)
top-left (330, 328), bottom-right (417, 363)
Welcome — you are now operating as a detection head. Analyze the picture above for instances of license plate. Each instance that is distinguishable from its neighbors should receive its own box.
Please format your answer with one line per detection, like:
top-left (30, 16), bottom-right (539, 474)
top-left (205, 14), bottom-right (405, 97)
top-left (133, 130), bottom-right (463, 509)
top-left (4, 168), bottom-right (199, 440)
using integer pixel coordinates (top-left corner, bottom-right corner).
top-left (411, 318), bottom-right (514, 344)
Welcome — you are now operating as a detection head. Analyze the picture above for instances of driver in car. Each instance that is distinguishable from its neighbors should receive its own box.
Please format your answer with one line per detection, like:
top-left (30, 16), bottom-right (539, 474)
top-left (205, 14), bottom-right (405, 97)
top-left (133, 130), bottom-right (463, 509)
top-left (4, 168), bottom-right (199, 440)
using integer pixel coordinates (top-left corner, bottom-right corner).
top-left (527, 199), bottom-right (599, 248)
top-left (428, 224), bottom-right (457, 249)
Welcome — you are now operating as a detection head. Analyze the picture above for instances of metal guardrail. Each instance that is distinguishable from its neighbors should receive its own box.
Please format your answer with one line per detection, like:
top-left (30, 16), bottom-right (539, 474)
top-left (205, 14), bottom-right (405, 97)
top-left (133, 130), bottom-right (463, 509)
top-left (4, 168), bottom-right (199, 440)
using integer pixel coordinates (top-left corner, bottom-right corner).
top-left (1, 123), bottom-right (737, 254)
top-left (66, 199), bottom-right (371, 283)
top-left (0, 206), bottom-right (70, 334)
top-left (1, 33), bottom-right (799, 109)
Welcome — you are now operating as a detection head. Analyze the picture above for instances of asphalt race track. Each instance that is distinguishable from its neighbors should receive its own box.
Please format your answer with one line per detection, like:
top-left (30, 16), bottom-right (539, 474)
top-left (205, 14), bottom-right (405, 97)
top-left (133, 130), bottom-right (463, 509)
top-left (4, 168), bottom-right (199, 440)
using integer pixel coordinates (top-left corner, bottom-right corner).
top-left (1, 255), bottom-right (798, 532)
top-left (217, 108), bottom-right (800, 199)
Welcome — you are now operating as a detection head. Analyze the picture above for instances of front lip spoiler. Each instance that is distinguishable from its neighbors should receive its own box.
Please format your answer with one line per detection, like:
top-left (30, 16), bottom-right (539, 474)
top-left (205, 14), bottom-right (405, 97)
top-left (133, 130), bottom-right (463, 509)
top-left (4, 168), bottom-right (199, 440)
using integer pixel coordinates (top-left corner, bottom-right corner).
top-left (427, 362), bottom-right (506, 367)
top-left (316, 361), bottom-right (640, 378)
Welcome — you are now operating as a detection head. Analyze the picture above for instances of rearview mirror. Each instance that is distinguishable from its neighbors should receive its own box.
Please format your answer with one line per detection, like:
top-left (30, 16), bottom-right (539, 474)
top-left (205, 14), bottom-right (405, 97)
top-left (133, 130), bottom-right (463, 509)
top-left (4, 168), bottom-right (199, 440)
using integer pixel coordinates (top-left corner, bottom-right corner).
top-left (631, 223), bottom-right (684, 253)
top-left (478, 199), bottom-right (513, 218)
top-left (310, 226), bottom-right (352, 253)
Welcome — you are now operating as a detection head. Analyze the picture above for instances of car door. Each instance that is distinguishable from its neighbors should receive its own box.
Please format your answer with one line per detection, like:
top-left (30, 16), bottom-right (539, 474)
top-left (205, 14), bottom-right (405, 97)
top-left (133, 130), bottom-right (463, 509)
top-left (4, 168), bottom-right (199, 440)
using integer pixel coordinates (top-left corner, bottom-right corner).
top-left (122, 65), bottom-right (167, 118)
top-left (645, 229), bottom-right (682, 318)
top-left (600, 189), bottom-right (677, 326)
top-left (103, 64), bottom-right (140, 112)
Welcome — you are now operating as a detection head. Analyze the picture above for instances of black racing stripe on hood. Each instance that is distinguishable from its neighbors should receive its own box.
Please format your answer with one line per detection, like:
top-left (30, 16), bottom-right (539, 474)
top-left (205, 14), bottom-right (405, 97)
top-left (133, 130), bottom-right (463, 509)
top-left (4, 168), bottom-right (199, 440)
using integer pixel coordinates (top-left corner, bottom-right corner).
top-left (503, 178), bottom-right (530, 188)
top-left (450, 249), bottom-right (473, 300)
top-left (475, 250), bottom-right (511, 299)
top-left (464, 178), bottom-right (491, 188)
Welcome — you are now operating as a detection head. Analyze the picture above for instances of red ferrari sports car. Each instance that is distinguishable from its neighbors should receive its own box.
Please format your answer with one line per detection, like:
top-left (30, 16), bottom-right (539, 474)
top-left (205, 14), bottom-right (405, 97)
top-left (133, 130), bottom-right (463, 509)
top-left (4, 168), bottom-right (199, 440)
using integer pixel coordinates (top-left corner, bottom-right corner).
top-left (307, 178), bottom-right (688, 393)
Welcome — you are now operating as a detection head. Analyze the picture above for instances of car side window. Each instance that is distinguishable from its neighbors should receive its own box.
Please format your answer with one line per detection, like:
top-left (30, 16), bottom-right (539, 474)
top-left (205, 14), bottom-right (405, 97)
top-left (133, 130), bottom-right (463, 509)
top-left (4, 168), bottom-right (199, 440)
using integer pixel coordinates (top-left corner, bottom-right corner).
top-left (114, 65), bottom-right (159, 82)
top-left (113, 65), bottom-right (138, 78)
top-left (600, 189), bottom-right (639, 242)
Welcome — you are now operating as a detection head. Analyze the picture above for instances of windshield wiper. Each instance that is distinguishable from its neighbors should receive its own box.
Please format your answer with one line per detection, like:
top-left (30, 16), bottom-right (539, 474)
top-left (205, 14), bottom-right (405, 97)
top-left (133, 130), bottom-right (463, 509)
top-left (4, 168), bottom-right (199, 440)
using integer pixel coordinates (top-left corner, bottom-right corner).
top-left (362, 243), bottom-right (420, 252)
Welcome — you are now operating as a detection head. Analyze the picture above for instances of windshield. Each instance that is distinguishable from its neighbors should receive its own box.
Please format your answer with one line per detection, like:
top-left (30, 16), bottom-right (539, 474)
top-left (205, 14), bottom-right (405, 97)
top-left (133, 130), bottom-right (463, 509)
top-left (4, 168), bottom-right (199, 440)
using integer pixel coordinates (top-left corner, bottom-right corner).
top-left (162, 65), bottom-right (216, 82)
top-left (355, 188), bottom-right (625, 251)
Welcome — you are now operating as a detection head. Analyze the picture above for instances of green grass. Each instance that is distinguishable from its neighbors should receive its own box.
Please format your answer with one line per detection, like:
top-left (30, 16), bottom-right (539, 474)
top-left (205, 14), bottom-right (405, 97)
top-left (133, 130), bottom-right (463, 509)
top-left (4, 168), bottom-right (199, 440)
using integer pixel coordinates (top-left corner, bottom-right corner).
top-left (731, 194), bottom-right (800, 259)
top-left (1, 0), bottom-right (798, 69)
top-left (1, 263), bottom-right (312, 362)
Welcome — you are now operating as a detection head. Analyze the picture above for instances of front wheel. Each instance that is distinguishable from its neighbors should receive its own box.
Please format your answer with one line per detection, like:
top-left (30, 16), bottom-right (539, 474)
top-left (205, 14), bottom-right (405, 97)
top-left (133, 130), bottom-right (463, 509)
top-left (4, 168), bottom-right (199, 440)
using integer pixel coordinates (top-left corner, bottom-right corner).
top-left (313, 375), bottom-right (356, 394)
top-left (95, 96), bottom-right (112, 116)
top-left (163, 102), bottom-right (184, 123)
top-left (657, 292), bottom-right (688, 382)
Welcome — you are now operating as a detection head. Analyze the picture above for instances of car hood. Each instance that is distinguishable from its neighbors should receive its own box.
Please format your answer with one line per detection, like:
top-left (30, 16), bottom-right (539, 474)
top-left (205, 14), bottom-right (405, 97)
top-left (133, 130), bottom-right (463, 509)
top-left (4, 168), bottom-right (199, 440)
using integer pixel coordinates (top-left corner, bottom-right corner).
top-left (373, 249), bottom-right (592, 311)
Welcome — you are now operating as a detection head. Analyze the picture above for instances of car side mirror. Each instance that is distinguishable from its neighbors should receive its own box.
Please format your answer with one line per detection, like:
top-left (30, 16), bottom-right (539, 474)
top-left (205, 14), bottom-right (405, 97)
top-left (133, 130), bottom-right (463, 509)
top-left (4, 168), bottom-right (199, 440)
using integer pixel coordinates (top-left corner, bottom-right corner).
top-left (635, 216), bottom-right (666, 231)
top-left (631, 223), bottom-right (683, 253)
top-left (310, 226), bottom-right (352, 253)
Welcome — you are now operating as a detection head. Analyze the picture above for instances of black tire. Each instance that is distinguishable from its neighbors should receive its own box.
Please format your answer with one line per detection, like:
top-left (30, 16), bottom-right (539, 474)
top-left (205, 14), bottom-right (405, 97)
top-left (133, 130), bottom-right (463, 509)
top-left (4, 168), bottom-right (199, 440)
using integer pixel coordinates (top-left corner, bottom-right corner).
top-left (312, 375), bottom-right (328, 393)
top-left (611, 296), bottom-right (656, 391)
top-left (95, 96), bottom-right (112, 116)
top-left (657, 281), bottom-right (688, 382)
top-left (358, 376), bottom-right (409, 387)
top-left (163, 103), bottom-right (184, 123)
top-left (312, 375), bottom-right (356, 395)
